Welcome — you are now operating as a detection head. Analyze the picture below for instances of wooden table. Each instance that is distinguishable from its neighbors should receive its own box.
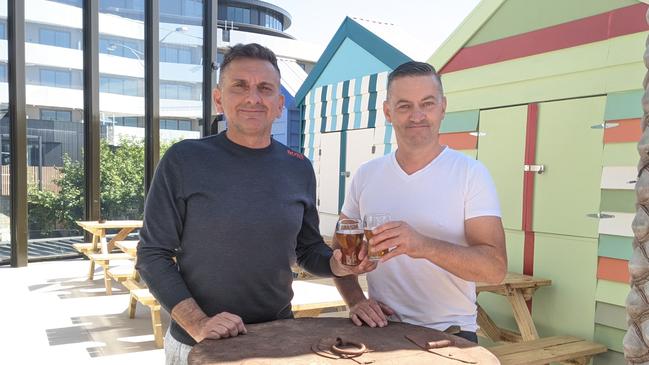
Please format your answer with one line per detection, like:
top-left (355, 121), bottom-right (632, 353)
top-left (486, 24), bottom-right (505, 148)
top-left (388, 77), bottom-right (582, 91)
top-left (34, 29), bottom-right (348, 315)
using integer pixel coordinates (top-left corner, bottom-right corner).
top-left (76, 220), bottom-right (142, 280)
top-left (188, 317), bottom-right (500, 364)
top-left (476, 272), bottom-right (551, 343)
top-left (292, 272), bottom-right (550, 344)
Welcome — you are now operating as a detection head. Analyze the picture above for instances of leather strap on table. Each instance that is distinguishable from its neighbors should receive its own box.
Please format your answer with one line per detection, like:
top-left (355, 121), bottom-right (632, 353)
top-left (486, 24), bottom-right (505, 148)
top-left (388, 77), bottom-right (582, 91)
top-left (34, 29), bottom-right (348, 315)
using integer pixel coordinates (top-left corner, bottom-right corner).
top-left (405, 334), bottom-right (478, 364)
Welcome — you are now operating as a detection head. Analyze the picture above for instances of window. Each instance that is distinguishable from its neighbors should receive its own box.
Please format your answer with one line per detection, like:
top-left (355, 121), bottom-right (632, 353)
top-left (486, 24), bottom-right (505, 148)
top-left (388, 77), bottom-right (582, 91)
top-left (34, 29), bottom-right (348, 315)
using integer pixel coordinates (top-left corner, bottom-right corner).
top-left (0, 64), bottom-right (6, 82)
top-left (161, 118), bottom-right (192, 130)
top-left (178, 120), bottom-right (191, 130)
top-left (183, 0), bottom-right (202, 17)
top-left (40, 69), bottom-right (72, 88)
top-left (40, 109), bottom-right (72, 122)
top-left (39, 28), bottom-right (72, 48)
top-left (227, 6), bottom-right (250, 23)
top-left (160, 0), bottom-right (181, 14)
top-left (0, 21), bottom-right (6, 40)
top-left (100, 76), bottom-right (140, 96)
top-left (112, 116), bottom-right (140, 127)
top-left (161, 46), bottom-right (193, 64)
top-left (160, 83), bottom-right (192, 100)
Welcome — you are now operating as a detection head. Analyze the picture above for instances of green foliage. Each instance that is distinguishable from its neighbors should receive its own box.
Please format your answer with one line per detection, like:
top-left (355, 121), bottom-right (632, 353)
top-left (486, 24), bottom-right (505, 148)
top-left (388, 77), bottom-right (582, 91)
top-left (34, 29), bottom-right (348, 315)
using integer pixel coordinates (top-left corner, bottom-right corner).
top-left (27, 138), bottom-right (174, 237)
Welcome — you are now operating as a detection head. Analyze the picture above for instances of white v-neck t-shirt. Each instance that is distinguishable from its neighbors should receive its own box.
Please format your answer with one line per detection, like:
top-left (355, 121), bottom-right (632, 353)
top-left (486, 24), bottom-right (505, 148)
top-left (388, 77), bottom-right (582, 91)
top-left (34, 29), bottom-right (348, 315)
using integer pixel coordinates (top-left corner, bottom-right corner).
top-left (341, 147), bottom-right (501, 332)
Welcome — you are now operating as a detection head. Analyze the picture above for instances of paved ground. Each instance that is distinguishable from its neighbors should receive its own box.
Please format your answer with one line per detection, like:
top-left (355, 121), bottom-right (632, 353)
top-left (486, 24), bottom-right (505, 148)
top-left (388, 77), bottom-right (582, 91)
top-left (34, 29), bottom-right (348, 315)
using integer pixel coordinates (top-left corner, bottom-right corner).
top-left (1, 258), bottom-right (354, 364)
top-left (1, 258), bottom-right (167, 364)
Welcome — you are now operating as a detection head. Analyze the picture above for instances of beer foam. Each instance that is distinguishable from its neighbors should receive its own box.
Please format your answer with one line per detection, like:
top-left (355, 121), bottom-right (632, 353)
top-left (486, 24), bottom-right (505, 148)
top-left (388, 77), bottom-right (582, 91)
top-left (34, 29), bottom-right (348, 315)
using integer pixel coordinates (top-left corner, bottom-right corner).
top-left (336, 229), bottom-right (364, 235)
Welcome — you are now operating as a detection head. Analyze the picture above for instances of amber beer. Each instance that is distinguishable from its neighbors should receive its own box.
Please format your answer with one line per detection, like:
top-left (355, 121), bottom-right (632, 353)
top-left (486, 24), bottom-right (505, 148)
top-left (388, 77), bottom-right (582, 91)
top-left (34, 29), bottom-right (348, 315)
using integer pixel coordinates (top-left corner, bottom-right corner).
top-left (335, 229), bottom-right (364, 266)
top-left (364, 213), bottom-right (391, 261)
top-left (364, 229), bottom-right (388, 261)
top-left (335, 218), bottom-right (364, 266)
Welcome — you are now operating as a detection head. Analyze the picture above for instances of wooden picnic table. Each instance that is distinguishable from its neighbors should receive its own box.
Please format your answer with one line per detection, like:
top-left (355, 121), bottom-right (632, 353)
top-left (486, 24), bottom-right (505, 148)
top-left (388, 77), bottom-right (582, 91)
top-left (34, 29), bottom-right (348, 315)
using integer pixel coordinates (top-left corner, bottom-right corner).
top-left (476, 272), bottom-right (551, 343)
top-left (75, 220), bottom-right (142, 280)
top-left (188, 317), bottom-right (500, 364)
top-left (292, 272), bottom-right (550, 344)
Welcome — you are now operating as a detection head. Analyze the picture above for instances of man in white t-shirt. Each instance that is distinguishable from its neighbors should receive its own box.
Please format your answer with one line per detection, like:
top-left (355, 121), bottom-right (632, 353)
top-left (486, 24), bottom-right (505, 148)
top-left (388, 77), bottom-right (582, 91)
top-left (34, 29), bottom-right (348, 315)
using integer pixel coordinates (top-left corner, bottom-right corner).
top-left (333, 61), bottom-right (507, 343)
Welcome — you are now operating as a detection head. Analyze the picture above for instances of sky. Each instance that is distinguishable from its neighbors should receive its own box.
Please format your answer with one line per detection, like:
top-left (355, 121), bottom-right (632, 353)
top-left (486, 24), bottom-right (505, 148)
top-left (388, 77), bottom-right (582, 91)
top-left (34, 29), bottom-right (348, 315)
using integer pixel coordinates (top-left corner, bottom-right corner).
top-left (270, 0), bottom-right (481, 51)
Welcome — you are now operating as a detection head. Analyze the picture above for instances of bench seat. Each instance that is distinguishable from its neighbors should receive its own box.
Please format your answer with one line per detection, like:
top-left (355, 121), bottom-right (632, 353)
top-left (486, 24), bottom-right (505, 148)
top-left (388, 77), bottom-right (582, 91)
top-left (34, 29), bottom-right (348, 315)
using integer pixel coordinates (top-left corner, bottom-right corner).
top-left (490, 336), bottom-right (607, 365)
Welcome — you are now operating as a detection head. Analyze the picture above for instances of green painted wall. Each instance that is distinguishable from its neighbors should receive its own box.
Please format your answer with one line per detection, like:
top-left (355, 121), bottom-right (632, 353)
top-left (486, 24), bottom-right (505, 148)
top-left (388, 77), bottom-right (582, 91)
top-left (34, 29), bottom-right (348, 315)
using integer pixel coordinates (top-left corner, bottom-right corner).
top-left (594, 324), bottom-right (625, 353)
top-left (443, 32), bottom-right (646, 113)
top-left (604, 89), bottom-right (644, 120)
top-left (533, 97), bottom-right (604, 238)
top-left (603, 143), bottom-right (639, 166)
top-left (477, 106), bottom-right (527, 231)
top-left (532, 233), bottom-right (598, 340)
top-left (596, 280), bottom-right (630, 307)
top-left (441, 110), bottom-right (479, 133)
top-left (594, 350), bottom-right (627, 365)
top-left (595, 302), bottom-right (627, 330)
top-left (599, 235), bottom-right (634, 261)
top-left (466, 0), bottom-right (637, 46)
top-left (601, 189), bottom-right (636, 213)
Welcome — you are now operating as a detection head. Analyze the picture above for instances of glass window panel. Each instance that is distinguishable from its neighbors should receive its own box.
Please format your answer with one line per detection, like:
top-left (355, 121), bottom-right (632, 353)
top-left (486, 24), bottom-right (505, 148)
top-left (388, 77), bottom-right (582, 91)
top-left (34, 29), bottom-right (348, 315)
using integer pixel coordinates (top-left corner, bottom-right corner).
top-left (55, 71), bottom-right (71, 87)
top-left (57, 110), bottom-right (72, 122)
top-left (24, 0), bottom-right (85, 250)
top-left (40, 110), bottom-right (57, 121)
top-left (178, 120), bottom-right (191, 131)
top-left (178, 49), bottom-right (191, 64)
top-left (39, 29), bottom-right (55, 45)
top-left (161, 0), bottom-right (181, 14)
top-left (55, 30), bottom-right (71, 48)
top-left (40, 69), bottom-right (55, 86)
top-left (124, 79), bottom-right (138, 96)
top-left (159, 0), bottom-right (203, 153)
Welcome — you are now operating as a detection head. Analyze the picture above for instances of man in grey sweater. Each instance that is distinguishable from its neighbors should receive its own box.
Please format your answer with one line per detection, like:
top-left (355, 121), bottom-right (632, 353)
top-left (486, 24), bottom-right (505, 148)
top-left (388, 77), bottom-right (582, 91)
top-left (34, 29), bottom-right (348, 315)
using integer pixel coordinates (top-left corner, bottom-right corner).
top-left (136, 43), bottom-right (375, 365)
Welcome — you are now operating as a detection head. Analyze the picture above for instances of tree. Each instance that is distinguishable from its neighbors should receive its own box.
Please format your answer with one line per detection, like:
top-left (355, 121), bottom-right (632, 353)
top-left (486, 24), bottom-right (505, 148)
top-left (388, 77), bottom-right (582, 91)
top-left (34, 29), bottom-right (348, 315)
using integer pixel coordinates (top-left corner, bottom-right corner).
top-left (27, 138), bottom-right (173, 238)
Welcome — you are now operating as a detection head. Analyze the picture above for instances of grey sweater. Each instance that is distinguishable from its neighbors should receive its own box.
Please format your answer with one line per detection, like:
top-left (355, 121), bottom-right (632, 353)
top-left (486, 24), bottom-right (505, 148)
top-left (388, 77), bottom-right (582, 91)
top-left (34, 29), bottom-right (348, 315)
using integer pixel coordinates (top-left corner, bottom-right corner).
top-left (136, 132), bottom-right (334, 346)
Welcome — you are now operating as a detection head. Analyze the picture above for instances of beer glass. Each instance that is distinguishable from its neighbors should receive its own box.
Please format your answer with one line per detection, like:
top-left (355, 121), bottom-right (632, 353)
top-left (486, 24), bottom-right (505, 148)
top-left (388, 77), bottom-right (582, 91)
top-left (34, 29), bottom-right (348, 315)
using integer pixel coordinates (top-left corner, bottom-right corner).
top-left (335, 218), bottom-right (364, 266)
top-left (364, 213), bottom-right (391, 261)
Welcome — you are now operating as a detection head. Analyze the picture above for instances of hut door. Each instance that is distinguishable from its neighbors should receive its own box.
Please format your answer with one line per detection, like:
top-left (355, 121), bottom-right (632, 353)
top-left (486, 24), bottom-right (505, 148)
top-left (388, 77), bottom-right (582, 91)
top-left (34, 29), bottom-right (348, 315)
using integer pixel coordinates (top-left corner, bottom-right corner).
top-left (343, 128), bottom-right (376, 196)
top-left (533, 97), bottom-right (605, 238)
top-left (318, 132), bottom-right (341, 216)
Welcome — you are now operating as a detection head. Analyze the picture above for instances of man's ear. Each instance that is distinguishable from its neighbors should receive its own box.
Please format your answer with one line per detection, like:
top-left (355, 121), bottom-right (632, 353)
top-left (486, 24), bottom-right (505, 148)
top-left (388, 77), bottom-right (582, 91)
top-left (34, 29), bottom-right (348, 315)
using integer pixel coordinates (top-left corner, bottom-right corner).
top-left (276, 94), bottom-right (285, 119)
top-left (383, 100), bottom-right (392, 125)
top-left (213, 87), bottom-right (224, 114)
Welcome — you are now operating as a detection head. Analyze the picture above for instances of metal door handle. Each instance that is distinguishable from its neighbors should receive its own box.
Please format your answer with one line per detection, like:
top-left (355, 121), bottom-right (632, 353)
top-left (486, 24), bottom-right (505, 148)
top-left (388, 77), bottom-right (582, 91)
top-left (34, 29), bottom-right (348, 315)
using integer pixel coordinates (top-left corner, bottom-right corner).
top-left (524, 164), bottom-right (545, 174)
top-left (586, 213), bottom-right (615, 219)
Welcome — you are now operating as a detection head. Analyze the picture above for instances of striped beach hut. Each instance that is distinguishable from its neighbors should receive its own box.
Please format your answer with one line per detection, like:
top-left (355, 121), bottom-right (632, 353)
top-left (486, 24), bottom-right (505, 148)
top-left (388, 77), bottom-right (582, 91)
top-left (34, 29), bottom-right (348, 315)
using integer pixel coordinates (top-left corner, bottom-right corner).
top-left (295, 16), bottom-right (431, 235)
top-left (428, 1), bottom-right (648, 363)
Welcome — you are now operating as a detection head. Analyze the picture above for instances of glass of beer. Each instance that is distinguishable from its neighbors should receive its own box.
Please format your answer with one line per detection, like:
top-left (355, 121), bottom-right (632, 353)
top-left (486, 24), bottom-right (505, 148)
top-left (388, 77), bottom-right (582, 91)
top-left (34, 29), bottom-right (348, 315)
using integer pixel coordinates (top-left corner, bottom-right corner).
top-left (335, 218), bottom-right (364, 266)
top-left (364, 213), bottom-right (391, 261)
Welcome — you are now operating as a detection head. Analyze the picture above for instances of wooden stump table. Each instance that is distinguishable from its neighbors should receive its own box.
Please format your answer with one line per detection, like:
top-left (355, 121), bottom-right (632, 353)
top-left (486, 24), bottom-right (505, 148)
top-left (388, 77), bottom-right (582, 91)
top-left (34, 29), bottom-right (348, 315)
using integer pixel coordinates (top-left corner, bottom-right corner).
top-left (189, 317), bottom-right (500, 364)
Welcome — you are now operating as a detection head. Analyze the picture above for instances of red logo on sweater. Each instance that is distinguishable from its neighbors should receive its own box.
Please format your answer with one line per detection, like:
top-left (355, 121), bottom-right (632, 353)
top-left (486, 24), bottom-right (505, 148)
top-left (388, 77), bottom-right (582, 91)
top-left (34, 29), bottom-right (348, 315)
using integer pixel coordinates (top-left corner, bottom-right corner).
top-left (287, 149), bottom-right (305, 160)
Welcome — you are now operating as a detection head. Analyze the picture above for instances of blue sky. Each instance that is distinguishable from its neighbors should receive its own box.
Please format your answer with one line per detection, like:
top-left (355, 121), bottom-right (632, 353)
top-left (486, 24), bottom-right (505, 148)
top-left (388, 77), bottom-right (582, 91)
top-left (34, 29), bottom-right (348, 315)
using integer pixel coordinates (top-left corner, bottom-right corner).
top-left (270, 0), bottom-right (480, 50)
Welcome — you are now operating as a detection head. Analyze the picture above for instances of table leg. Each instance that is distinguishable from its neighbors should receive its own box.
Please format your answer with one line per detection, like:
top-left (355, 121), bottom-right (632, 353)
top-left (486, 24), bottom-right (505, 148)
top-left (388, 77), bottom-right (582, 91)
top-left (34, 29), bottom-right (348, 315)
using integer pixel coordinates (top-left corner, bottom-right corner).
top-left (107, 228), bottom-right (135, 252)
top-left (477, 304), bottom-right (502, 342)
top-left (505, 286), bottom-right (539, 341)
top-left (87, 234), bottom-right (99, 280)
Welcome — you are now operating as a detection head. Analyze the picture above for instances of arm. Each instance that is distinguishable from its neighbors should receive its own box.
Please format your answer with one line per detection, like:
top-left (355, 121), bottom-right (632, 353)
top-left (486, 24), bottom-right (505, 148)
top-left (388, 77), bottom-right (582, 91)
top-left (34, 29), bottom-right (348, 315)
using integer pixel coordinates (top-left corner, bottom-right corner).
top-left (371, 216), bottom-right (507, 283)
top-left (137, 145), bottom-right (245, 341)
top-left (371, 162), bottom-right (507, 284)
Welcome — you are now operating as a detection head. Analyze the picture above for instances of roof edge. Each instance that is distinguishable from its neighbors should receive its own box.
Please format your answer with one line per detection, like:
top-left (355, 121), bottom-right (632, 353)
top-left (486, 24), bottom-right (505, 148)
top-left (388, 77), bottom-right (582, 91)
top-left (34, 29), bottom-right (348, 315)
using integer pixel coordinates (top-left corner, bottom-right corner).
top-left (295, 17), bottom-right (412, 105)
top-left (427, 0), bottom-right (506, 70)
